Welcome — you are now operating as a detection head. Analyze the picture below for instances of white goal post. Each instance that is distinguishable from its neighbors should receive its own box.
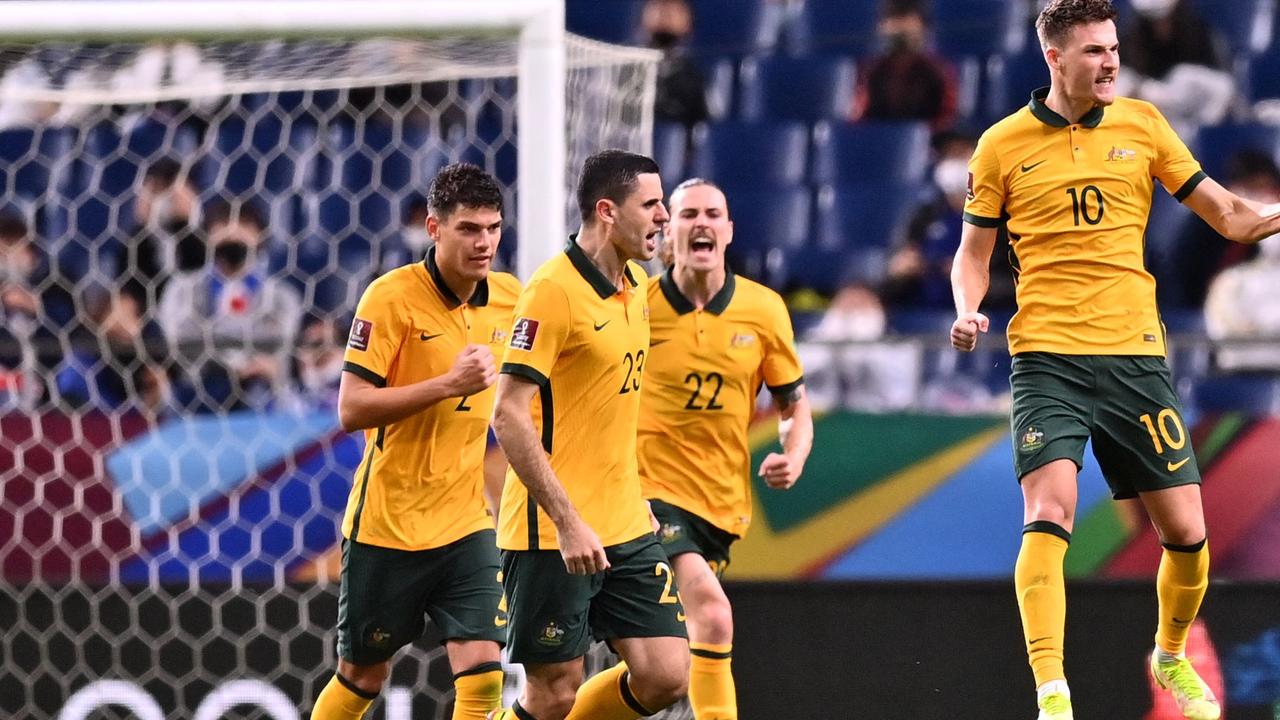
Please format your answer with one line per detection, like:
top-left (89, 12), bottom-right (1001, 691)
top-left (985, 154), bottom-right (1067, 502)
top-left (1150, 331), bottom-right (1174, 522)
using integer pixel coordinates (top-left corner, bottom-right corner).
top-left (0, 0), bottom-right (578, 278)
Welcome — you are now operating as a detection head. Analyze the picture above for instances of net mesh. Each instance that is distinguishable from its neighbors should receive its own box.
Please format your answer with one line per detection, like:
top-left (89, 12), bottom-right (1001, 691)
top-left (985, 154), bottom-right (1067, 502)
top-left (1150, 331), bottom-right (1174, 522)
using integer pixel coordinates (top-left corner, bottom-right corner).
top-left (0, 32), bottom-right (678, 719)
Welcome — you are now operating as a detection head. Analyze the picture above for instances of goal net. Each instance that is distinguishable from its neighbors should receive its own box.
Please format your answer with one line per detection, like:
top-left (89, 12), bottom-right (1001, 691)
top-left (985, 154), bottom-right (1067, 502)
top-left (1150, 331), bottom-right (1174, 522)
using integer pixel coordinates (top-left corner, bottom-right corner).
top-left (0, 4), bottom-right (665, 717)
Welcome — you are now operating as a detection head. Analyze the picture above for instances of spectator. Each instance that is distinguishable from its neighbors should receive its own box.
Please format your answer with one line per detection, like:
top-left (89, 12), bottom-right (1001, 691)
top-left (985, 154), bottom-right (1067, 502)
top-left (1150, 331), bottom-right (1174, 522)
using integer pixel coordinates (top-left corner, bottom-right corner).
top-left (123, 157), bottom-right (203, 308)
top-left (56, 288), bottom-right (169, 414)
top-left (0, 212), bottom-right (43, 408)
top-left (1118, 0), bottom-right (1233, 134)
top-left (157, 199), bottom-right (302, 413)
top-left (281, 313), bottom-right (344, 413)
top-left (1204, 236), bottom-right (1280, 372)
top-left (882, 132), bottom-right (1016, 310)
top-left (852, 0), bottom-right (958, 133)
top-left (643, 0), bottom-right (710, 131)
top-left (376, 194), bottom-right (432, 273)
top-left (1159, 151), bottom-right (1280, 306)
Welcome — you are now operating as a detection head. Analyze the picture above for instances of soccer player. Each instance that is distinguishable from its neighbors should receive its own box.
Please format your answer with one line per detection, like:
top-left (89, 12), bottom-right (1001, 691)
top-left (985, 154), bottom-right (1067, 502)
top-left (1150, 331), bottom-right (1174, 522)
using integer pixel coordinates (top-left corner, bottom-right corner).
top-left (638, 178), bottom-right (813, 720)
top-left (313, 163), bottom-right (521, 720)
top-left (489, 150), bottom-right (688, 720)
top-left (951, 2), bottom-right (1280, 719)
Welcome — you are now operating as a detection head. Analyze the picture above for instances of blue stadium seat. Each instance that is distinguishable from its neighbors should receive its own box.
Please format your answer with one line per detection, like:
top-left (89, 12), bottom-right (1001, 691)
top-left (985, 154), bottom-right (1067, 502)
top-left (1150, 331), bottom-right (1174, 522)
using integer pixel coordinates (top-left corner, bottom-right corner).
top-left (810, 121), bottom-right (931, 187)
top-left (1247, 47), bottom-right (1280, 100)
top-left (653, 122), bottom-right (688, 186)
top-left (0, 127), bottom-right (73, 202)
top-left (783, 244), bottom-right (887, 296)
top-left (691, 121), bottom-right (810, 187)
top-left (736, 55), bottom-right (856, 123)
top-left (812, 183), bottom-right (921, 250)
top-left (696, 55), bottom-right (737, 121)
top-left (932, 0), bottom-right (1022, 58)
top-left (984, 43), bottom-right (1051, 121)
top-left (688, 0), bottom-right (785, 54)
top-left (721, 186), bottom-right (810, 284)
top-left (566, 0), bottom-right (645, 45)
top-left (1187, 0), bottom-right (1273, 55)
top-left (1191, 123), bottom-right (1280, 181)
top-left (1192, 374), bottom-right (1280, 414)
top-left (786, 0), bottom-right (881, 57)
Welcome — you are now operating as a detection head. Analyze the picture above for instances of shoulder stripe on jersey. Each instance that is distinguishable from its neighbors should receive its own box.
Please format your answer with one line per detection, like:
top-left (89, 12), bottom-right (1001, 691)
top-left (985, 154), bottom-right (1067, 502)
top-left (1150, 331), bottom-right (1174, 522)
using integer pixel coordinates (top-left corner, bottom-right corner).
top-left (501, 362), bottom-right (549, 388)
top-left (767, 376), bottom-right (805, 396)
top-left (343, 361), bottom-right (386, 388)
top-left (349, 426), bottom-right (384, 542)
top-left (1172, 170), bottom-right (1208, 202)
top-left (962, 211), bottom-right (1001, 228)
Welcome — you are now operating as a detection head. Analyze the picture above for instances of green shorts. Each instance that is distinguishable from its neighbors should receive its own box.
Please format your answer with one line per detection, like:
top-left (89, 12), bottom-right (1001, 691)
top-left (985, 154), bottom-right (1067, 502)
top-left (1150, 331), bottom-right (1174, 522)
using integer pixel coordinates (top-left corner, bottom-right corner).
top-left (1009, 352), bottom-right (1202, 499)
top-left (500, 534), bottom-right (688, 664)
top-left (337, 529), bottom-right (505, 665)
top-left (650, 499), bottom-right (737, 579)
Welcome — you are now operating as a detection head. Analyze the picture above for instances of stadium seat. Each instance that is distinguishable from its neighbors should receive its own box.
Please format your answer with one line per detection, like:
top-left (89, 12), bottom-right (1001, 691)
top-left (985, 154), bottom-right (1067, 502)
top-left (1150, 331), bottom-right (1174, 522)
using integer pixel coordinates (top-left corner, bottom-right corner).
top-left (691, 121), bottom-right (810, 187)
top-left (736, 55), bottom-right (856, 123)
top-left (720, 186), bottom-right (810, 285)
top-left (784, 244), bottom-right (887, 296)
top-left (1187, 0), bottom-right (1274, 55)
top-left (786, 0), bottom-right (881, 57)
top-left (1191, 123), bottom-right (1280, 181)
top-left (696, 55), bottom-right (737, 122)
top-left (812, 183), bottom-right (922, 250)
top-left (932, 0), bottom-right (1024, 59)
top-left (1192, 374), bottom-right (1280, 414)
top-left (810, 120), bottom-right (931, 187)
top-left (1247, 47), bottom-right (1280, 101)
top-left (687, 0), bottom-right (785, 54)
top-left (984, 43), bottom-right (1051, 121)
top-left (652, 122), bottom-right (688, 185)
top-left (566, 0), bottom-right (645, 45)
top-left (0, 127), bottom-right (73, 202)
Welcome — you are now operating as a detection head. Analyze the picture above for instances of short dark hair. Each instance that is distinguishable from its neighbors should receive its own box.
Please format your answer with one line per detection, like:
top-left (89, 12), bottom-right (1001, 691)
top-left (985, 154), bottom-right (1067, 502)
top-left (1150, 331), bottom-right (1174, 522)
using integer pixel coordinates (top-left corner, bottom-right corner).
top-left (882, 0), bottom-right (925, 21)
top-left (143, 157), bottom-right (184, 187)
top-left (1036, 0), bottom-right (1118, 48)
top-left (0, 211), bottom-right (28, 242)
top-left (427, 163), bottom-right (503, 220)
top-left (203, 198), bottom-right (266, 233)
top-left (1227, 150), bottom-right (1280, 188)
top-left (576, 150), bottom-right (661, 223)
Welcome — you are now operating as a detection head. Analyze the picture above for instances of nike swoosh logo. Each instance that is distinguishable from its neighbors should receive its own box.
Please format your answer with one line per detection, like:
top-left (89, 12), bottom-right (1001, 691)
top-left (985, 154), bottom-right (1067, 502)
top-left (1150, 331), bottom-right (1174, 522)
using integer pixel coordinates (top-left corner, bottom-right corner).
top-left (1029, 636), bottom-right (1052, 645)
top-left (494, 616), bottom-right (507, 627)
top-left (593, 320), bottom-right (610, 331)
top-left (1021, 160), bottom-right (1047, 173)
top-left (1167, 457), bottom-right (1191, 472)
top-left (651, 338), bottom-right (670, 348)
top-left (420, 332), bottom-right (443, 341)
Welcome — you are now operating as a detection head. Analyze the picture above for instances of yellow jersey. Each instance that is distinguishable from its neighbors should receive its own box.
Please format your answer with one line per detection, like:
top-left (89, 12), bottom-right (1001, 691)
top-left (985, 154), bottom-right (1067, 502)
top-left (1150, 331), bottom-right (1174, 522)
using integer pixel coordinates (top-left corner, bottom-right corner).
top-left (638, 270), bottom-right (803, 537)
top-left (497, 237), bottom-right (654, 551)
top-left (341, 247), bottom-right (520, 550)
top-left (964, 88), bottom-right (1205, 356)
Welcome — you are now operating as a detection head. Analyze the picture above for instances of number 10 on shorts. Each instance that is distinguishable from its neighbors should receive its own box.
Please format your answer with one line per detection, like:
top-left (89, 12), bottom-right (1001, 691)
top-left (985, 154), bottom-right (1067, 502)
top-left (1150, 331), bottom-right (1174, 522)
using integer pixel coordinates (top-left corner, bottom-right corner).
top-left (1138, 408), bottom-right (1186, 454)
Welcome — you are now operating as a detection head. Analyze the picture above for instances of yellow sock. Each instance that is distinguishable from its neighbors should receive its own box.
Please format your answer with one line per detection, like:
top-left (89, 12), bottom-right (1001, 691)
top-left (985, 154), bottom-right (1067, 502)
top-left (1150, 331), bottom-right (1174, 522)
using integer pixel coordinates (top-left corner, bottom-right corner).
top-left (1155, 539), bottom-right (1209, 655)
top-left (312, 673), bottom-right (377, 720)
top-left (452, 662), bottom-right (504, 720)
top-left (689, 642), bottom-right (736, 720)
top-left (563, 662), bottom-right (652, 720)
top-left (1015, 522), bottom-right (1070, 688)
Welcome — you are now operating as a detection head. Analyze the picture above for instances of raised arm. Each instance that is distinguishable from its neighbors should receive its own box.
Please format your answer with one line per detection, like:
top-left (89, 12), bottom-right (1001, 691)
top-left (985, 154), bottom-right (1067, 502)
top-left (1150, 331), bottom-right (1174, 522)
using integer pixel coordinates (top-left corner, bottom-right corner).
top-left (950, 222), bottom-right (1000, 351)
top-left (337, 344), bottom-right (494, 432)
top-left (491, 373), bottom-right (608, 575)
top-left (1181, 177), bottom-right (1280, 244)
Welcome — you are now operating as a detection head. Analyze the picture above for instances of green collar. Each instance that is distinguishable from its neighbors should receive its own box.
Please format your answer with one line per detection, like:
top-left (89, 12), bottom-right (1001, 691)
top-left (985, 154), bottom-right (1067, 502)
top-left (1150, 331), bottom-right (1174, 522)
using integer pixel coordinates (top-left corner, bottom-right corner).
top-left (1028, 86), bottom-right (1104, 129)
top-left (565, 234), bottom-right (638, 299)
top-left (659, 267), bottom-right (736, 316)
top-left (424, 246), bottom-right (489, 308)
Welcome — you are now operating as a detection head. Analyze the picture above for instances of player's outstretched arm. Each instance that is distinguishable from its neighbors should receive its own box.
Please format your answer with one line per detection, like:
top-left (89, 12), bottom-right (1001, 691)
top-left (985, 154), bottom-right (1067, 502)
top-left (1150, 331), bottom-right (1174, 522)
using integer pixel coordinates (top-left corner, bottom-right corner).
top-left (338, 344), bottom-right (496, 432)
top-left (1182, 177), bottom-right (1280, 244)
top-left (760, 386), bottom-right (813, 490)
top-left (950, 222), bottom-right (998, 352)
top-left (492, 373), bottom-right (609, 575)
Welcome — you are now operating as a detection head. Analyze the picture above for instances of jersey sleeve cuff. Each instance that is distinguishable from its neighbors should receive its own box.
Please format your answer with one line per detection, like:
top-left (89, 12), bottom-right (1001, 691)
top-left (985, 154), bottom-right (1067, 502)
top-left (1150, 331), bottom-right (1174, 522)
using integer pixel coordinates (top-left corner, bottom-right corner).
top-left (500, 362), bottom-right (549, 387)
top-left (1172, 170), bottom-right (1208, 202)
top-left (962, 211), bottom-right (1001, 228)
top-left (767, 376), bottom-right (805, 397)
top-left (342, 361), bottom-right (386, 388)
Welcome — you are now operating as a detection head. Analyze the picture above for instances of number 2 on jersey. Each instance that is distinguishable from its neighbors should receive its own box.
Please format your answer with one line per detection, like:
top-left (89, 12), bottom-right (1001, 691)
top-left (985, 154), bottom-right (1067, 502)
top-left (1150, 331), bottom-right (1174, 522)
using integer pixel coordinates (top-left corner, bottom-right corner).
top-left (684, 371), bottom-right (724, 410)
top-left (654, 562), bottom-right (679, 604)
top-left (619, 350), bottom-right (645, 394)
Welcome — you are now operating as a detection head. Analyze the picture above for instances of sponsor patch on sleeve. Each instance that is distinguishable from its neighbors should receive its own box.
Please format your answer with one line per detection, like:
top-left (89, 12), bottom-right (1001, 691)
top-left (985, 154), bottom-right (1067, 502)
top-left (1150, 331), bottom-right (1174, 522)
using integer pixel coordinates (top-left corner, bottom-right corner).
top-left (348, 317), bottom-right (373, 351)
top-left (509, 318), bottom-right (540, 351)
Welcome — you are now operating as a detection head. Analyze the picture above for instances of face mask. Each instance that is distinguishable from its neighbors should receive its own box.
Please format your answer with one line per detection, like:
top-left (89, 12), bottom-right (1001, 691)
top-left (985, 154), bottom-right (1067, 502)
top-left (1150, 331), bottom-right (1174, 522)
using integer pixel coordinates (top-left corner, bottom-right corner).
top-left (1132, 0), bottom-right (1176, 20)
top-left (300, 352), bottom-right (344, 393)
top-left (839, 309), bottom-right (886, 342)
top-left (934, 159), bottom-right (971, 197)
top-left (403, 227), bottom-right (432, 255)
top-left (214, 241), bottom-right (250, 271)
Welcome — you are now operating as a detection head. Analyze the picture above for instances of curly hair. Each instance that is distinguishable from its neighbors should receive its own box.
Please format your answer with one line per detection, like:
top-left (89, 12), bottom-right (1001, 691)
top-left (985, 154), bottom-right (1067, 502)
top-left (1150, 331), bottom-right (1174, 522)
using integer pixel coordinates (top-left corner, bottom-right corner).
top-left (427, 163), bottom-right (504, 220)
top-left (1036, 0), bottom-right (1118, 48)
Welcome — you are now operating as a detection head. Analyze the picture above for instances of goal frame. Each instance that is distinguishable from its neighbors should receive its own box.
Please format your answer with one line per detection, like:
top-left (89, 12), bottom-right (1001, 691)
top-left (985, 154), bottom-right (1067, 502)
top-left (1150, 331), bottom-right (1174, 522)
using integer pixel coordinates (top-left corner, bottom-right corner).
top-left (0, 0), bottom-right (567, 279)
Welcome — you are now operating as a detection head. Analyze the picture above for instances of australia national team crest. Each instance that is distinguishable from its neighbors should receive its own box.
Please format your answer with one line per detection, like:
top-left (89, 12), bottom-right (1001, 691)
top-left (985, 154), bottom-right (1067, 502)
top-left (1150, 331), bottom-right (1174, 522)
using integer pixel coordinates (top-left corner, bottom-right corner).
top-left (537, 619), bottom-right (566, 646)
top-left (730, 332), bottom-right (756, 348)
top-left (1019, 426), bottom-right (1046, 453)
top-left (659, 522), bottom-right (684, 545)
top-left (1106, 146), bottom-right (1137, 163)
top-left (490, 326), bottom-right (508, 345)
